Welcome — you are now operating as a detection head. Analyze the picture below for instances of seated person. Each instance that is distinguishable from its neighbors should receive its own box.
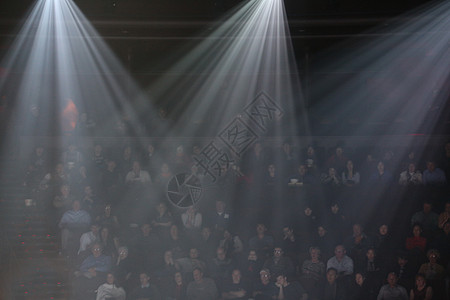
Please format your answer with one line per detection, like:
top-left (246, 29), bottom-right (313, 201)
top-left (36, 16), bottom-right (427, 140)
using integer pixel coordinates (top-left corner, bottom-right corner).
top-left (300, 246), bottom-right (325, 299)
top-left (186, 267), bottom-right (218, 300)
top-left (221, 269), bottom-right (250, 300)
top-left (208, 246), bottom-right (234, 285)
top-left (405, 224), bottom-right (427, 253)
top-left (176, 247), bottom-right (207, 281)
top-left (253, 269), bottom-right (276, 300)
top-left (240, 249), bottom-right (264, 284)
top-left (78, 223), bottom-right (100, 255)
top-left (320, 167), bottom-right (342, 187)
top-left (326, 245), bottom-right (354, 276)
top-left (398, 162), bottom-right (422, 186)
top-left (263, 246), bottom-right (295, 279)
top-left (59, 200), bottom-right (91, 257)
top-left (410, 202), bottom-right (439, 239)
top-left (422, 159), bottom-right (447, 186)
top-left (72, 243), bottom-right (112, 300)
top-left (342, 159), bottom-right (360, 187)
top-left (128, 272), bottom-right (161, 300)
top-left (272, 273), bottom-right (307, 300)
top-left (95, 272), bottom-right (126, 300)
top-left (320, 268), bottom-right (348, 300)
top-left (376, 272), bottom-right (408, 300)
top-left (409, 273), bottom-right (433, 300)
top-left (248, 223), bottom-right (274, 259)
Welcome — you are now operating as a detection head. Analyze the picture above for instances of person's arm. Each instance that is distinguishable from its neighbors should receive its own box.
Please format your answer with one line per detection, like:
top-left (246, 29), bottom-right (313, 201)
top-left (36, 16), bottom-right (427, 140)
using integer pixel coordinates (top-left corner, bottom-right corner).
top-left (425, 286), bottom-right (433, 300)
top-left (377, 286), bottom-right (385, 300)
top-left (410, 289), bottom-right (414, 300)
top-left (275, 284), bottom-right (284, 300)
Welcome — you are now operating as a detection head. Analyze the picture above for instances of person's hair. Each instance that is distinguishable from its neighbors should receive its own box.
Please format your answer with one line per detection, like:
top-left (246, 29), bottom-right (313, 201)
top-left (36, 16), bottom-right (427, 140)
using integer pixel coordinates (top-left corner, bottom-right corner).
top-left (415, 273), bottom-right (426, 281)
top-left (193, 267), bottom-right (203, 274)
top-left (327, 267), bottom-right (337, 274)
top-left (309, 246), bottom-right (321, 256)
top-left (426, 249), bottom-right (440, 259)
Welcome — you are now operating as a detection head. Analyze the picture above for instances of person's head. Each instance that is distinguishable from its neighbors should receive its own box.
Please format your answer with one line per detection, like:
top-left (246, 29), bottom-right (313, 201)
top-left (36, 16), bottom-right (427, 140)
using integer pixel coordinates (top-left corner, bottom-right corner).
top-left (304, 206), bottom-right (313, 216)
top-left (256, 223), bottom-right (267, 235)
top-left (170, 224), bottom-right (179, 238)
top-left (415, 274), bottom-right (426, 288)
top-left (387, 272), bottom-right (398, 287)
top-left (408, 162), bottom-right (416, 173)
top-left (426, 160), bottom-right (436, 172)
top-left (141, 223), bottom-right (151, 236)
top-left (216, 200), bottom-right (225, 213)
top-left (104, 204), bottom-right (112, 215)
top-left (276, 274), bottom-right (288, 286)
top-left (334, 245), bottom-right (346, 260)
top-left (353, 224), bottom-right (363, 236)
top-left (423, 201), bottom-right (433, 214)
top-left (377, 161), bottom-right (385, 173)
top-left (328, 167), bottom-right (336, 177)
top-left (355, 273), bottom-right (365, 286)
top-left (379, 224), bottom-right (389, 236)
top-left (101, 227), bottom-right (109, 240)
top-left (298, 164), bottom-right (307, 175)
top-left (427, 249), bottom-right (439, 264)
top-left (94, 144), bottom-right (102, 155)
top-left (412, 224), bottom-right (422, 237)
top-left (346, 160), bottom-right (354, 171)
top-left (248, 249), bottom-right (257, 261)
top-left (60, 184), bottom-right (70, 196)
top-left (107, 159), bottom-right (116, 170)
top-left (397, 253), bottom-right (408, 267)
top-left (307, 145), bottom-right (315, 156)
top-left (159, 163), bottom-right (169, 174)
top-left (231, 269), bottom-right (242, 283)
top-left (223, 229), bottom-right (232, 240)
top-left (192, 268), bottom-right (203, 283)
top-left (164, 250), bottom-right (173, 263)
top-left (118, 246), bottom-right (128, 259)
top-left (318, 226), bottom-right (327, 237)
top-left (132, 161), bottom-right (141, 172)
top-left (309, 246), bottom-right (321, 261)
top-left (72, 200), bottom-right (81, 211)
top-left (91, 243), bottom-right (103, 257)
top-left (326, 268), bottom-right (337, 284)
top-left (174, 272), bottom-right (183, 285)
top-left (156, 202), bottom-right (168, 215)
top-left (268, 164), bottom-right (276, 173)
top-left (282, 226), bottom-right (293, 238)
top-left (139, 272), bottom-right (150, 286)
top-left (330, 203), bottom-right (339, 214)
top-left (189, 248), bottom-right (199, 259)
top-left (106, 272), bottom-right (115, 285)
top-left (201, 227), bottom-right (211, 240)
top-left (90, 224), bottom-right (100, 235)
top-left (366, 248), bottom-right (376, 261)
top-left (336, 147), bottom-right (343, 156)
top-left (273, 247), bottom-right (283, 259)
top-left (216, 247), bottom-right (227, 260)
top-left (259, 269), bottom-right (270, 283)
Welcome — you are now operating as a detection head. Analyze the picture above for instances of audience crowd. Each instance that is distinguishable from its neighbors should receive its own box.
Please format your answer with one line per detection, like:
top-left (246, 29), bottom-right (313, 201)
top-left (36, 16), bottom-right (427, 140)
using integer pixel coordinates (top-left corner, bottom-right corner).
top-left (21, 139), bottom-right (450, 300)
